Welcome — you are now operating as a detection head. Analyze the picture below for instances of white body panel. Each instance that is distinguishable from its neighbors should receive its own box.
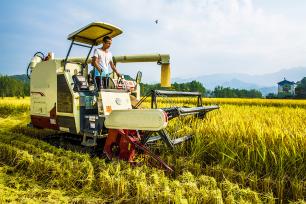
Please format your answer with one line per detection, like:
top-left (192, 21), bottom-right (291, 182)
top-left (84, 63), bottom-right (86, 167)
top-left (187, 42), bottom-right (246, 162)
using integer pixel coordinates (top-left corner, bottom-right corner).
top-left (104, 109), bottom-right (168, 131)
top-left (100, 91), bottom-right (132, 115)
top-left (30, 60), bottom-right (59, 116)
top-left (30, 60), bottom-right (83, 133)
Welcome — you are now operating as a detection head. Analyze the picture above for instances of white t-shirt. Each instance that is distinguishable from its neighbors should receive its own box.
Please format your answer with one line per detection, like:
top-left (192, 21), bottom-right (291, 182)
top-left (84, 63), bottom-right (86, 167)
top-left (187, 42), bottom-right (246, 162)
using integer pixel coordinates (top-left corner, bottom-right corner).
top-left (93, 48), bottom-right (113, 77)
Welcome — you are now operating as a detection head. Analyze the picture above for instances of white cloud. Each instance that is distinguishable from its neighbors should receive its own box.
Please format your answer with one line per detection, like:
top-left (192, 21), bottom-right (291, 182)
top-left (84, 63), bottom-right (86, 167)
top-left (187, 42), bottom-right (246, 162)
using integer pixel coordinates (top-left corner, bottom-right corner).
top-left (3, 0), bottom-right (306, 82)
top-left (101, 0), bottom-right (306, 81)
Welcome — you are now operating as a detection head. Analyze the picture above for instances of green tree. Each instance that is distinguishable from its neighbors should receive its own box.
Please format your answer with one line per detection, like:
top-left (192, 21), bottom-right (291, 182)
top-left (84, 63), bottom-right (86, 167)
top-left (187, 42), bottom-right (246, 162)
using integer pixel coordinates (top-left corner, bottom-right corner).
top-left (0, 75), bottom-right (27, 97)
top-left (140, 81), bottom-right (206, 96)
top-left (295, 77), bottom-right (306, 98)
top-left (212, 86), bottom-right (262, 98)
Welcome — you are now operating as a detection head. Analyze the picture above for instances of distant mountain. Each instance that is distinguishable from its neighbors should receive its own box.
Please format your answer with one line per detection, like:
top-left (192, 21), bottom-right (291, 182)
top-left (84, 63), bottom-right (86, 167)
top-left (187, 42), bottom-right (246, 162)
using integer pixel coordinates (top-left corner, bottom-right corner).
top-left (259, 86), bottom-right (278, 96)
top-left (220, 79), bottom-right (277, 95)
top-left (10, 74), bottom-right (29, 83)
top-left (173, 66), bottom-right (306, 95)
top-left (245, 67), bottom-right (306, 86)
top-left (221, 79), bottom-right (260, 90)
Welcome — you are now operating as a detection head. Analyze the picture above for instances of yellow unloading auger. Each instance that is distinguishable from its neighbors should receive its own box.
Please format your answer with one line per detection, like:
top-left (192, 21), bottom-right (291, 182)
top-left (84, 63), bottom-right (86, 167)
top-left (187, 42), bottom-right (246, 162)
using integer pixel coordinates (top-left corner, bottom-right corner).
top-left (27, 22), bottom-right (219, 172)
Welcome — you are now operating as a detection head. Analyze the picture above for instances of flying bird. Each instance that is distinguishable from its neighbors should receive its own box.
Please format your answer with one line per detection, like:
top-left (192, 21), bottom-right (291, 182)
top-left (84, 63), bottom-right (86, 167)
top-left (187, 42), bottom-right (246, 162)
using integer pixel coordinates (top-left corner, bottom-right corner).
top-left (155, 20), bottom-right (158, 24)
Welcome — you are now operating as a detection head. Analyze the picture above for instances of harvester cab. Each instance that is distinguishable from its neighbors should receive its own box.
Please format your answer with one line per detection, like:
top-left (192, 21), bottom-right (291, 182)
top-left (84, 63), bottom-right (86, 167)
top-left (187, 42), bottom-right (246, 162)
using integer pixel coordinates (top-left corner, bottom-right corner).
top-left (27, 22), bottom-right (219, 171)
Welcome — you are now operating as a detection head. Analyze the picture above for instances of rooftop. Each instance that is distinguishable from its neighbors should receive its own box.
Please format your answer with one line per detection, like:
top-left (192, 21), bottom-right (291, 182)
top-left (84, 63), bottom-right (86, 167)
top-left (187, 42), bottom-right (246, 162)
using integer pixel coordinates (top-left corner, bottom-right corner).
top-left (277, 78), bottom-right (295, 85)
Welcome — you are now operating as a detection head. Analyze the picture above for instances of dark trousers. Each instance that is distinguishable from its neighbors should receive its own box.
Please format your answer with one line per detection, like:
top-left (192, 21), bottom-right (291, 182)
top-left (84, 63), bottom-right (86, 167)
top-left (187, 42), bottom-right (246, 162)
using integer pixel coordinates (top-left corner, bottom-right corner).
top-left (95, 76), bottom-right (109, 90)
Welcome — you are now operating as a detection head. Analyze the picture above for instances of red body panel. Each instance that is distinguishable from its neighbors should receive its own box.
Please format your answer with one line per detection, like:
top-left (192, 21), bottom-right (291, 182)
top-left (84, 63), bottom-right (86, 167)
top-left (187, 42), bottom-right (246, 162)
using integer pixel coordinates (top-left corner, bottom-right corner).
top-left (104, 129), bottom-right (136, 162)
top-left (31, 115), bottom-right (59, 130)
top-left (31, 105), bottom-right (59, 130)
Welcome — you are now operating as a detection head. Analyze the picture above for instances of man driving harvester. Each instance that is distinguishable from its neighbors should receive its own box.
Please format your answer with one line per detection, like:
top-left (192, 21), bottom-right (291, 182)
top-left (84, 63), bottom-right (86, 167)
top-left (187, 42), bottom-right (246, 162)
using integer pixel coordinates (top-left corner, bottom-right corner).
top-left (92, 36), bottom-right (121, 89)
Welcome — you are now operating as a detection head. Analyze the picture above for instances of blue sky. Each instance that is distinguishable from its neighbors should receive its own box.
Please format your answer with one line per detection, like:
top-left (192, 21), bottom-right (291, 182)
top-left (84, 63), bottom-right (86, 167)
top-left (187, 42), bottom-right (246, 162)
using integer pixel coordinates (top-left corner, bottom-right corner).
top-left (1, 0), bottom-right (306, 82)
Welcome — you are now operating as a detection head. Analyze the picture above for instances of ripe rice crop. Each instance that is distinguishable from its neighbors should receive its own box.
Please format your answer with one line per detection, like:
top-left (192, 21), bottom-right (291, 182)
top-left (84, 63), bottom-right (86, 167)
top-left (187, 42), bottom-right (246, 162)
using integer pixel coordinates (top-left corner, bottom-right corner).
top-left (143, 96), bottom-right (306, 108)
top-left (203, 98), bottom-right (306, 108)
top-left (0, 97), bottom-right (30, 117)
top-left (0, 97), bottom-right (305, 203)
top-left (164, 104), bottom-right (306, 201)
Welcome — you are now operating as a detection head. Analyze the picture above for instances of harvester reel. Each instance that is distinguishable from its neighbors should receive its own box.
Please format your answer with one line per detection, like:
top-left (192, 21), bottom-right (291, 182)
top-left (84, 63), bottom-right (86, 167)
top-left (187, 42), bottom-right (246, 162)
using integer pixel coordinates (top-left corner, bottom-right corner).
top-left (136, 90), bottom-right (219, 150)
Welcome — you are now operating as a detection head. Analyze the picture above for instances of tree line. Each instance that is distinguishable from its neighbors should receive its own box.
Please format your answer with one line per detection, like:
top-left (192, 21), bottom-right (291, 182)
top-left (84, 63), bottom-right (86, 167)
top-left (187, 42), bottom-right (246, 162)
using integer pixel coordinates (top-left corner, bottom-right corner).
top-left (0, 75), bottom-right (29, 97)
top-left (140, 80), bottom-right (206, 96)
top-left (209, 86), bottom-right (262, 98)
top-left (141, 80), bottom-right (263, 98)
top-left (294, 77), bottom-right (306, 98)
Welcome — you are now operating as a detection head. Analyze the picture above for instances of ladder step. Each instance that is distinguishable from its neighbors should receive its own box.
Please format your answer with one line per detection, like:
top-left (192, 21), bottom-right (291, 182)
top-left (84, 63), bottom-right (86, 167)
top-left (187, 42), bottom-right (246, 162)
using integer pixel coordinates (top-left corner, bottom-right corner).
top-left (81, 139), bottom-right (96, 147)
top-left (82, 131), bottom-right (97, 147)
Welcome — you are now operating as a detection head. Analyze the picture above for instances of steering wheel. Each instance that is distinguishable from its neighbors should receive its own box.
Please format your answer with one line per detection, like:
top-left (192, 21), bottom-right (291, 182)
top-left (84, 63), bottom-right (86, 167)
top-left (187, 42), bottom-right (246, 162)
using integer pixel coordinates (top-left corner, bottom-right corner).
top-left (26, 52), bottom-right (45, 79)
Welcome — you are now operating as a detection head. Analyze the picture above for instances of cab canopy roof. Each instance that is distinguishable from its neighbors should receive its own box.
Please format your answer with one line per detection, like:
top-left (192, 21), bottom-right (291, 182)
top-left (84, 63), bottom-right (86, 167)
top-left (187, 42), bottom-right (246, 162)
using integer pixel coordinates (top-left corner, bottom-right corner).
top-left (67, 22), bottom-right (123, 46)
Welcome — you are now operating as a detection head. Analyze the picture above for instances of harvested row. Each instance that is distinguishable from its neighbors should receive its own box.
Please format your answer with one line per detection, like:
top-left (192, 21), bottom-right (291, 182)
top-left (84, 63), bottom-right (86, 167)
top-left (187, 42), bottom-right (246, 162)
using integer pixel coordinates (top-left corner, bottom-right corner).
top-left (0, 132), bottom-right (272, 203)
top-left (0, 140), bottom-right (94, 189)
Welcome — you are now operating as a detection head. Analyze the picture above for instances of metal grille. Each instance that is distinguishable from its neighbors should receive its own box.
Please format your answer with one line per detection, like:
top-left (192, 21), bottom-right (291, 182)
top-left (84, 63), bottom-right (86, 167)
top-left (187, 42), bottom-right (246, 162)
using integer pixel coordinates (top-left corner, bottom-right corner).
top-left (57, 74), bottom-right (73, 113)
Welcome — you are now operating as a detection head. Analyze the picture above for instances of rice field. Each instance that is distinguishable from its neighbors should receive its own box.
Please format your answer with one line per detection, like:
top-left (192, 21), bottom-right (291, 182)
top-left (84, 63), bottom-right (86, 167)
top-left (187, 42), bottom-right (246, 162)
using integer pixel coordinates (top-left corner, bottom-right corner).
top-left (0, 97), bottom-right (305, 203)
top-left (147, 96), bottom-right (306, 108)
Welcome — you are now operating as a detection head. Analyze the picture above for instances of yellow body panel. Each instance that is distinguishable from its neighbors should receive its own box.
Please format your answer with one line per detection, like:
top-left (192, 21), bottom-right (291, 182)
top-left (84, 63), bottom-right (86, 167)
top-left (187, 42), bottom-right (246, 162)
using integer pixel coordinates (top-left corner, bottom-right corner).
top-left (161, 64), bottom-right (171, 87)
top-left (67, 22), bottom-right (123, 45)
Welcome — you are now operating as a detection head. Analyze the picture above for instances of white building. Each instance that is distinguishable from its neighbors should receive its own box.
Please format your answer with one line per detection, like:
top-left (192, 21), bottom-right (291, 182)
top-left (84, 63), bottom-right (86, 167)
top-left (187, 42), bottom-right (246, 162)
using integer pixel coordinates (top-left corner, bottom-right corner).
top-left (277, 78), bottom-right (295, 95)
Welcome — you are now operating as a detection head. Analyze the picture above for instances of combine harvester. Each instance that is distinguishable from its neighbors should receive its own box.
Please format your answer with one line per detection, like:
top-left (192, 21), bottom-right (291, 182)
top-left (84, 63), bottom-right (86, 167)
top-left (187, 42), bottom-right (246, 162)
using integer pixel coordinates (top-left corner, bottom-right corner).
top-left (27, 22), bottom-right (219, 171)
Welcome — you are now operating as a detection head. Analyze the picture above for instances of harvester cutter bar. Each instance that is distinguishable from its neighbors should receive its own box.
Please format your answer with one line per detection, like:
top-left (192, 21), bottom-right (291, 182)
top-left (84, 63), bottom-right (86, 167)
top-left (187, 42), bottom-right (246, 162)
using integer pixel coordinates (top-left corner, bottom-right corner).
top-left (143, 106), bottom-right (219, 147)
top-left (172, 135), bottom-right (193, 145)
top-left (142, 129), bottom-right (173, 148)
top-left (162, 105), bottom-right (219, 120)
top-left (146, 134), bottom-right (193, 145)
top-left (143, 129), bottom-right (193, 149)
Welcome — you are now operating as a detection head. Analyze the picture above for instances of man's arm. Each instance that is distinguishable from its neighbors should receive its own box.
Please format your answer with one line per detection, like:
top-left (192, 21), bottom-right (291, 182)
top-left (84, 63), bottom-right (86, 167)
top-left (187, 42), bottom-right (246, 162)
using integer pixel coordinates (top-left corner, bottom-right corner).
top-left (110, 61), bottom-right (122, 77)
top-left (92, 56), bottom-right (103, 74)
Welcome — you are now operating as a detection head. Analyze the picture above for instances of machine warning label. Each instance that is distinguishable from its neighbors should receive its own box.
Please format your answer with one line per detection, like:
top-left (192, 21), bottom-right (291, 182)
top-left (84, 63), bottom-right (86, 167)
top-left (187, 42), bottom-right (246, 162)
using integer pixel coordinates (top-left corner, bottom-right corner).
top-left (106, 105), bottom-right (112, 113)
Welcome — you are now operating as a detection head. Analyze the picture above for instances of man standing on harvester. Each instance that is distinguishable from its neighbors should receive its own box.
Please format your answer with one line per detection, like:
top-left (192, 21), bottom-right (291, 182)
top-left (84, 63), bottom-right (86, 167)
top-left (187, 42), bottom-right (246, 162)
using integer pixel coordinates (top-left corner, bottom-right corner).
top-left (92, 36), bottom-right (121, 89)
